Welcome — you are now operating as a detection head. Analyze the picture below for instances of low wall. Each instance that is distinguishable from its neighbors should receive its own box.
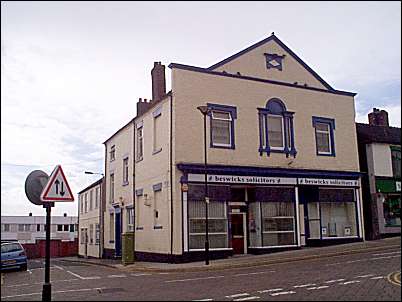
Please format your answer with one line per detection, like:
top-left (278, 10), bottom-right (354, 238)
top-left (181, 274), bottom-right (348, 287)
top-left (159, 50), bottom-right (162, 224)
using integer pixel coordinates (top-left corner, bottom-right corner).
top-left (22, 238), bottom-right (78, 259)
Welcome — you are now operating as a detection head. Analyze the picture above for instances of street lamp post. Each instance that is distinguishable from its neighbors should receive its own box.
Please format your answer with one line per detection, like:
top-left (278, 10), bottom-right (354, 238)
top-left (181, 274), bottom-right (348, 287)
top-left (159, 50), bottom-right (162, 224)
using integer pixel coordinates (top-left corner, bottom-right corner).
top-left (197, 105), bottom-right (210, 265)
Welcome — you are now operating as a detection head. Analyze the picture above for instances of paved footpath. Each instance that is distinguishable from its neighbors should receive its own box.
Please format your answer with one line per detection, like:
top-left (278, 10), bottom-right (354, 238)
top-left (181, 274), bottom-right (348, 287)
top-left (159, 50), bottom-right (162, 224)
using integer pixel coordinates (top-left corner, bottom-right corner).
top-left (1, 237), bottom-right (400, 301)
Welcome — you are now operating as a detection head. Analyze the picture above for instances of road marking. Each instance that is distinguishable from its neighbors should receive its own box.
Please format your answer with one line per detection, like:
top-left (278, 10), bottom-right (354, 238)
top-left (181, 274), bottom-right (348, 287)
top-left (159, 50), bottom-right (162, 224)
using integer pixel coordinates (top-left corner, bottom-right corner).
top-left (159, 272), bottom-right (170, 275)
top-left (192, 299), bottom-right (213, 301)
top-left (27, 269), bottom-right (32, 274)
top-left (233, 296), bottom-right (260, 301)
top-left (293, 283), bottom-right (316, 288)
top-left (66, 270), bottom-right (85, 279)
top-left (165, 275), bottom-right (225, 283)
top-left (371, 255), bottom-right (401, 260)
top-left (108, 274), bottom-right (126, 278)
top-left (131, 273), bottom-right (153, 276)
top-left (270, 291), bottom-right (296, 296)
top-left (373, 251), bottom-right (401, 256)
top-left (257, 288), bottom-right (283, 293)
top-left (3, 279), bottom-right (79, 288)
top-left (355, 274), bottom-right (374, 278)
top-left (370, 276), bottom-right (385, 280)
top-left (54, 265), bottom-right (64, 270)
top-left (82, 276), bottom-right (101, 280)
top-left (306, 285), bottom-right (329, 290)
top-left (234, 270), bottom-right (275, 277)
top-left (341, 280), bottom-right (361, 285)
top-left (226, 293), bottom-right (249, 298)
top-left (324, 279), bottom-right (345, 283)
top-left (1, 287), bottom-right (109, 299)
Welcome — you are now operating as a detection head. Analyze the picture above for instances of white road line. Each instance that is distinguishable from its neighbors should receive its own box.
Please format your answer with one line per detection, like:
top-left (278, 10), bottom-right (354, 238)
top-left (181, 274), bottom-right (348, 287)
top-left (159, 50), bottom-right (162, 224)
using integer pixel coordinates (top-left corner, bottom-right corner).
top-left (258, 288), bottom-right (283, 293)
top-left (131, 273), bottom-right (153, 276)
top-left (108, 274), bottom-right (126, 278)
top-left (4, 278), bottom-right (79, 288)
top-left (324, 279), bottom-right (345, 283)
top-left (27, 269), bottom-right (32, 274)
top-left (1, 287), bottom-right (108, 299)
top-left (159, 272), bottom-right (170, 275)
top-left (307, 286), bottom-right (329, 290)
top-left (82, 276), bottom-right (101, 280)
top-left (66, 270), bottom-right (85, 279)
top-left (54, 265), bottom-right (64, 270)
top-left (233, 296), bottom-right (260, 301)
top-left (270, 291), bottom-right (296, 296)
top-left (355, 274), bottom-right (374, 278)
top-left (234, 270), bottom-right (275, 277)
top-left (192, 299), bottom-right (213, 301)
top-left (373, 251), bottom-right (401, 256)
top-left (166, 276), bottom-right (225, 283)
top-left (371, 255), bottom-right (401, 260)
top-left (226, 293), bottom-right (250, 298)
top-left (293, 283), bottom-right (316, 288)
top-left (370, 276), bottom-right (385, 280)
top-left (341, 280), bottom-right (361, 285)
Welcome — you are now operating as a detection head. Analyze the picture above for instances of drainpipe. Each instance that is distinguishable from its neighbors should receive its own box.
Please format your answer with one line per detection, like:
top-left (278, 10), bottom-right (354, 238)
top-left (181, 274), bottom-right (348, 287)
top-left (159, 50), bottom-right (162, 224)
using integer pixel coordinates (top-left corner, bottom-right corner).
top-left (132, 119), bottom-right (136, 261)
top-left (170, 92), bottom-right (174, 263)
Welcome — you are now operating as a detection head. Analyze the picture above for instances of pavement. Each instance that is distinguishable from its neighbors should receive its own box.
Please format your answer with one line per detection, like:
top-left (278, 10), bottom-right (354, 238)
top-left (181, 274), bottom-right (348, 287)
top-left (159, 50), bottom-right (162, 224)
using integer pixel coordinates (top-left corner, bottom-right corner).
top-left (59, 236), bottom-right (401, 273)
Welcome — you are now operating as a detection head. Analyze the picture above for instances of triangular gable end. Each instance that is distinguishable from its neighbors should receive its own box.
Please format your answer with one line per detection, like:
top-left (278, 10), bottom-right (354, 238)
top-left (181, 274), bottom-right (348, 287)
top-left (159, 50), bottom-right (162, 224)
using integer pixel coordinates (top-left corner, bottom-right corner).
top-left (207, 33), bottom-right (334, 91)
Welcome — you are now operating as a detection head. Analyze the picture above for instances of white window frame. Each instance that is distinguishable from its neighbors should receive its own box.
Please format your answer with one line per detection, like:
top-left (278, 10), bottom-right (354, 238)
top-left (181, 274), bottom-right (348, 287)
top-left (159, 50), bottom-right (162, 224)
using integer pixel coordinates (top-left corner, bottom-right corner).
top-left (137, 126), bottom-right (144, 161)
top-left (110, 173), bottom-right (115, 204)
top-left (110, 145), bottom-right (116, 162)
top-left (267, 114), bottom-right (285, 150)
top-left (315, 122), bottom-right (332, 155)
top-left (123, 158), bottom-right (129, 185)
top-left (211, 110), bottom-right (232, 148)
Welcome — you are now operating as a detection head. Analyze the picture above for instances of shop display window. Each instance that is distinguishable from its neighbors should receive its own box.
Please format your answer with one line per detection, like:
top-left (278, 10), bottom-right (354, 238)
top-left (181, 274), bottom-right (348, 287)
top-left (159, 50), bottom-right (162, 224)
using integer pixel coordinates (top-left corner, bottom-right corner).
top-left (320, 202), bottom-right (357, 237)
top-left (188, 200), bottom-right (228, 249)
top-left (248, 202), bottom-right (262, 247)
top-left (307, 202), bottom-right (321, 239)
top-left (384, 195), bottom-right (401, 227)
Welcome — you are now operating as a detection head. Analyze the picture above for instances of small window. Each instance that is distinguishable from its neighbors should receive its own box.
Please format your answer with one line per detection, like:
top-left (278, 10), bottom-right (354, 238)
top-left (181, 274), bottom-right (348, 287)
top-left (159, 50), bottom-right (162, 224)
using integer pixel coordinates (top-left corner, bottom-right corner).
top-left (110, 173), bottom-right (115, 203)
top-left (153, 113), bottom-right (162, 154)
top-left (37, 224), bottom-right (40, 232)
top-left (391, 147), bottom-right (401, 178)
top-left (110, 145), bottom-right (116, 161)
top-left (80, 195), bottom-right (84, 214)
top-left (89, 190), bottom-right (93, 211)
top-left (69, 224), bottom-right (75, 232)
top-left (312, 117), bottom-right (335, 156)
top-left (64, 224), bottom-right (69, 232)
top-left (208, 103), bottom-right (237, 149)
top-left (57, 224), bottom-right (63, 232)
top-left (85, 193), bottom-right (88, 213)
top-left (127, 208), bottom-right (134, 232)
top-left (95, 187), bottom-right (99, 209)
top-left (95, 224), bottom-right (100, 245)
top-left (3, 224), bottom-right (10, 232)
top-left (137, 126), bottom-right (144, 161)
top-left (123, 158), bottom-right (129, 185)
top-left (89, 224), bottom-right (94, 244)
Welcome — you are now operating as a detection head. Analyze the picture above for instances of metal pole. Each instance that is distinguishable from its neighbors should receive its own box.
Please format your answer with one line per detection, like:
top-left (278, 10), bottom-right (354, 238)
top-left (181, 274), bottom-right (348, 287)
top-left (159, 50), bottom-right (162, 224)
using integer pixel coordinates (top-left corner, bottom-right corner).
top-left (204, 113), bottom-right (209, 265)
top-left (42, 203), bottom-right (53, 301)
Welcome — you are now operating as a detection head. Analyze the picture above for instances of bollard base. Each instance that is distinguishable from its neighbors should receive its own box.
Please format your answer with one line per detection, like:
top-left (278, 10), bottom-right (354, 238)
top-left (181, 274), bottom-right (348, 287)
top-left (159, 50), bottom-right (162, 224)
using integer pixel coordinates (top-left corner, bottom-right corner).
top-left (42, 283), bottom-right (51, 301)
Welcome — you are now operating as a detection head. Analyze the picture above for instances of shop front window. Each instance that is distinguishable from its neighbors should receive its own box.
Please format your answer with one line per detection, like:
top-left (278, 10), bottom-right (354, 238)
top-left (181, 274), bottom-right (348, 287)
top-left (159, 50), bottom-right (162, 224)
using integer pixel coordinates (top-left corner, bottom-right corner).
top-left (188, 200), bottom-right (228, 249)
top-left (307, 202), bottom-right (321, 239)
top-left (320, 202), bottom-right (357, 237)
top-left (261, 202), bottom-right (296, 246)
top-left (384, 195), bottom-right (401, 227)
top-left (248, 202), bottom-right (262, 247)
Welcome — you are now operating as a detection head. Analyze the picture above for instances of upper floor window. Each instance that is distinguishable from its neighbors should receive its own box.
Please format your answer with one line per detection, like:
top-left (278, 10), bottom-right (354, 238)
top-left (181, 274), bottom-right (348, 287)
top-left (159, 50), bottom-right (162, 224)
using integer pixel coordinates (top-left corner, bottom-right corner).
top-left (84, 193), bottom-right (88, 213)
top-left (19, 224), bottom-right (31, 232)
top-left (391, 146), bottom-right (401, 178)
top-left (123, 157), bottom-right (129, 185)
top-left (110, 145), bottom-right (116, 162)
top-left (153, 107), bottom-right (163, 154)
top-left (110, 173), bottom-right (115, 204)
top-left (89, 190), bottom-right (93, 211)
top-left (312, 116), bottom-right (336, 157)
top-left (207, 103), bottom-right (237, 149)
top-left (95, 187), bottom-right (99, 209)
top-left (136, 123), bottom-right (144, 161)
top-left (80, 195), bottom-right (83, 214)
top-left (3, 224), bottom-right (10, 232)
top-left (258, 98), bottom-right (296, 157)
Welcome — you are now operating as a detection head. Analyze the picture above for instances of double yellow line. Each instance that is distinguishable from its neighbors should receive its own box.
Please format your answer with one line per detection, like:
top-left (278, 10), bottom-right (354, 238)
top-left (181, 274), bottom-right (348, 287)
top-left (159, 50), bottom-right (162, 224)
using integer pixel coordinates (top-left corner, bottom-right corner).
top-left (387, 271), bottom-right (401, 287)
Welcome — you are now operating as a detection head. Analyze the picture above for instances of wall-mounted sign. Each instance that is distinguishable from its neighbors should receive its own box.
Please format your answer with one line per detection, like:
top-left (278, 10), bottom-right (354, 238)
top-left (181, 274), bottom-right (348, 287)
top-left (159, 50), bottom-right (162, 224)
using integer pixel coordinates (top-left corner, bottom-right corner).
top-left (187, 174), bottom-right (297, 185)
top-left (298, 178), bottom-right (359, 187)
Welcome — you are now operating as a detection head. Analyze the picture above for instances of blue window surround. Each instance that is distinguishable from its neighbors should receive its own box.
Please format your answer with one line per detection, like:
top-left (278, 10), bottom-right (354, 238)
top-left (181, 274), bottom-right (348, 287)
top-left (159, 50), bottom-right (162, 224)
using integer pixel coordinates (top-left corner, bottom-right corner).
top-left (258, 98), bottom-right (297, 158)
top-left (312, 116), bottom-right (336, 157)
top-left (207, 103), bottom-right (237, 150)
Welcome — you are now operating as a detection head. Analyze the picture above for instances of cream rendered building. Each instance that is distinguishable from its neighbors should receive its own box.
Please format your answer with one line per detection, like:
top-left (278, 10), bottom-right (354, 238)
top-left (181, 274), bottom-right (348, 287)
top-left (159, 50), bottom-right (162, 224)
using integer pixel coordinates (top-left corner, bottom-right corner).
top-left (102, 34), bottom-right (364, 262)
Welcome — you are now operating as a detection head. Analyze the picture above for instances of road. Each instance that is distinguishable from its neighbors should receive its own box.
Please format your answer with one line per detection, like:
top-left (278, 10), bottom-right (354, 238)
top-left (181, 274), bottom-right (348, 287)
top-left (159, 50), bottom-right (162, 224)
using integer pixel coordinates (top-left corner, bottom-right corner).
top-left (1, 244), bottom-right (400, 301)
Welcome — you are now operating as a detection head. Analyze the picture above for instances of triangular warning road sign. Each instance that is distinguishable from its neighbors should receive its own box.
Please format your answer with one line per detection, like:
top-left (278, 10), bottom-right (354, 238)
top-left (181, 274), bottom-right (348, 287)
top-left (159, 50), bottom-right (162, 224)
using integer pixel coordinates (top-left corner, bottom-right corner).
top-left (40, 165), bottom-right (74, 202)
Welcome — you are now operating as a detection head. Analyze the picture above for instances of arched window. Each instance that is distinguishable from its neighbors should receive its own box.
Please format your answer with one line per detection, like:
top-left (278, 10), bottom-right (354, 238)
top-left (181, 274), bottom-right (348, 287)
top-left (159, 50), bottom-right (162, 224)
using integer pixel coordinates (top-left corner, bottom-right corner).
top-left (258, 98), bottom-right (297, 157)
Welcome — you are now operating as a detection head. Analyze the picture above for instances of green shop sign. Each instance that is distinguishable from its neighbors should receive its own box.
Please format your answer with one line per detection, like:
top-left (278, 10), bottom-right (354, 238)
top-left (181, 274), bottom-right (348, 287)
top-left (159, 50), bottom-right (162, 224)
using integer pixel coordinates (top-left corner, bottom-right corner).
top-left (376, 179), bottom-right (401, 193)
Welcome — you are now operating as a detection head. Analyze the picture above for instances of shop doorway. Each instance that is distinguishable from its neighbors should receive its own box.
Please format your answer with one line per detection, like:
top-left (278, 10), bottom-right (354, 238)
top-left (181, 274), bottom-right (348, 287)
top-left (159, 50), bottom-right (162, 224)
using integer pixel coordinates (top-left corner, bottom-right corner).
top-left (230, 213), bottom-right (246, 254)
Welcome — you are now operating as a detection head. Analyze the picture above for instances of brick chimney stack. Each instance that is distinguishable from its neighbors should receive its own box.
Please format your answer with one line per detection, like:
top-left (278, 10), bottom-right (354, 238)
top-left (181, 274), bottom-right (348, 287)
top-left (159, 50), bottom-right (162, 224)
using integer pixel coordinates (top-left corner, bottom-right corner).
top-left (368, 108), bottom-right (389, 127)
top-left (136, 97), bottom-right (153, 116)
top-left (151, 62), bottom-right (166, 102)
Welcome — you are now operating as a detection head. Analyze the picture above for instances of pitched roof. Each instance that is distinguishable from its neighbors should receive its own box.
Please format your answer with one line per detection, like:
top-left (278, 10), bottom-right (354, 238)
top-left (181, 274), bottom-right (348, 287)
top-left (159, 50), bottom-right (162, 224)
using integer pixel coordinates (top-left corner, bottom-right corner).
top-left (207, 33), bottom-right (334, 91)
top-left (78, 178), bottom-right (103, 195)
top-left (356, 123), bottom-right (401, 145)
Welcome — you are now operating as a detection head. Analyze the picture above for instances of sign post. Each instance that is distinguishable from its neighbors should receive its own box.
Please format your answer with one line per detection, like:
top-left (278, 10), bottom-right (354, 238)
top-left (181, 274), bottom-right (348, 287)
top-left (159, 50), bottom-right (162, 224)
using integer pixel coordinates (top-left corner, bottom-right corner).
top-left (25, 165), bottom-right (74, 302)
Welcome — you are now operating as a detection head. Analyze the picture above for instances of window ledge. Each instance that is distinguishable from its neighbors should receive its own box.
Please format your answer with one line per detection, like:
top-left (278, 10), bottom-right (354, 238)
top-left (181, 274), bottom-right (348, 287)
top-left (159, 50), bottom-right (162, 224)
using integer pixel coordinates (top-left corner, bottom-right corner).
top-left (152, 148), bottom-right (162, 155)
top-left (211, 144), bottom-right (235, 150)
top-left (122, 181), bottom-right (129, 186)
top-left (136, 157), bottom-right (143, 163)
top-left (136, 226), bottom-right (144, 230)
top-left (153, 225), bottom-right (163, 230)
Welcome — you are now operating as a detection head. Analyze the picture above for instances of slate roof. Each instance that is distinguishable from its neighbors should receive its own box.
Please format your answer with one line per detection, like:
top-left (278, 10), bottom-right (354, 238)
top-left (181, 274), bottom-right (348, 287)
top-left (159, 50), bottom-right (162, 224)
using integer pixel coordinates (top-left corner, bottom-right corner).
top-left (356, 122), bottom-right (401, 145)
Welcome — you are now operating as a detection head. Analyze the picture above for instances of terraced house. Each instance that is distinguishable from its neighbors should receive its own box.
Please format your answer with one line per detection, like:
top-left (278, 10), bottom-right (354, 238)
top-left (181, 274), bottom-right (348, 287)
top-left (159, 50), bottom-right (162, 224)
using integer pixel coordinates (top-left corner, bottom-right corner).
top-left (101, 33), bottom-right (364, 262)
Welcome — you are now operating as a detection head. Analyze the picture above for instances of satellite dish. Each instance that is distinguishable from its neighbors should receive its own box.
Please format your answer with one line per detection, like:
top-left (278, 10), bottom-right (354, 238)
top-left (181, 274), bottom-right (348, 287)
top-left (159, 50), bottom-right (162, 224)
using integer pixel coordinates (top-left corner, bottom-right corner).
top-left (25, 170), bottom-right (49, 205)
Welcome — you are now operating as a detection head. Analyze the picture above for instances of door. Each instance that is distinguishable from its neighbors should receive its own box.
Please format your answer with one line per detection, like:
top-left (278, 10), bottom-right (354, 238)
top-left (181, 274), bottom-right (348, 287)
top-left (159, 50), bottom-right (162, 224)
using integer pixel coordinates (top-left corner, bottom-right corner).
top-left (230, 213), bottom-right (244, 254)
top-left (115, 210), bottom-right (122, 257)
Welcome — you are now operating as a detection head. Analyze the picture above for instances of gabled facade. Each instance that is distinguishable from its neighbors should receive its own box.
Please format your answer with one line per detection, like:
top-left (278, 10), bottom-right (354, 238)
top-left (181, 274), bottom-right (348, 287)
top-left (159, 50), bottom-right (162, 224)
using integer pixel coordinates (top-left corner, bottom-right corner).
top-left (356, 109), bottom-right (401, 240)
top-left (102, 33), bottom-right (364, 262)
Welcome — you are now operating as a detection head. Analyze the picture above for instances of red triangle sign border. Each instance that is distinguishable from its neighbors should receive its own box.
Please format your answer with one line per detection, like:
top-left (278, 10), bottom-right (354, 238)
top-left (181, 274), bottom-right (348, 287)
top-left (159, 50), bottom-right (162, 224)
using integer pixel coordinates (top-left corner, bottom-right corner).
top-left (41, 165), bottom-right (74, 202)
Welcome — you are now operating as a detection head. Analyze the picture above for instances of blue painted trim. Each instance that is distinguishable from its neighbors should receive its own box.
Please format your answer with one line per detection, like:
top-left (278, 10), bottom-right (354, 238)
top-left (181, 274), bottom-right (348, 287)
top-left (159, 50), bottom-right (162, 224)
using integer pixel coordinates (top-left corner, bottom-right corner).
top-left (205, 34), bottom-right (334, 91)
top-left (152, 106), bottom-right (162, 118)
top-left (168, 63), bottom-right (357, 97)
top-left (153, 183), bottom-right (162, 192)
top-left (153, 225), bottom-right (163, 230)
top-left (207, 103), bottom-right (237, 150)
top-left (177, 163), bottom-right (363, 179)
top-left (135, 188), bottom-right (143, 196)
top-left (312, 116), bottom-right (336, 157)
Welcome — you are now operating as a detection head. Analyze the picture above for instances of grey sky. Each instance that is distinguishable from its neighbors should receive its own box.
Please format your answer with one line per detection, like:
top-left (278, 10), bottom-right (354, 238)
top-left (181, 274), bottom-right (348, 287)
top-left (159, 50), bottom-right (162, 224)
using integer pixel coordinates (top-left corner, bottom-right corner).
top-left (1, 1), bottom-right (401, 216)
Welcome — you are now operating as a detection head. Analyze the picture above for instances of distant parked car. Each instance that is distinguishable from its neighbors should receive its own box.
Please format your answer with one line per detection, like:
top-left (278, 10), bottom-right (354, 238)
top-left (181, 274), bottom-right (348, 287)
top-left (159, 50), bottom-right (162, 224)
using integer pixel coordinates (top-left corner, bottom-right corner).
top-left (1, 242), bottom-right (27, 271)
